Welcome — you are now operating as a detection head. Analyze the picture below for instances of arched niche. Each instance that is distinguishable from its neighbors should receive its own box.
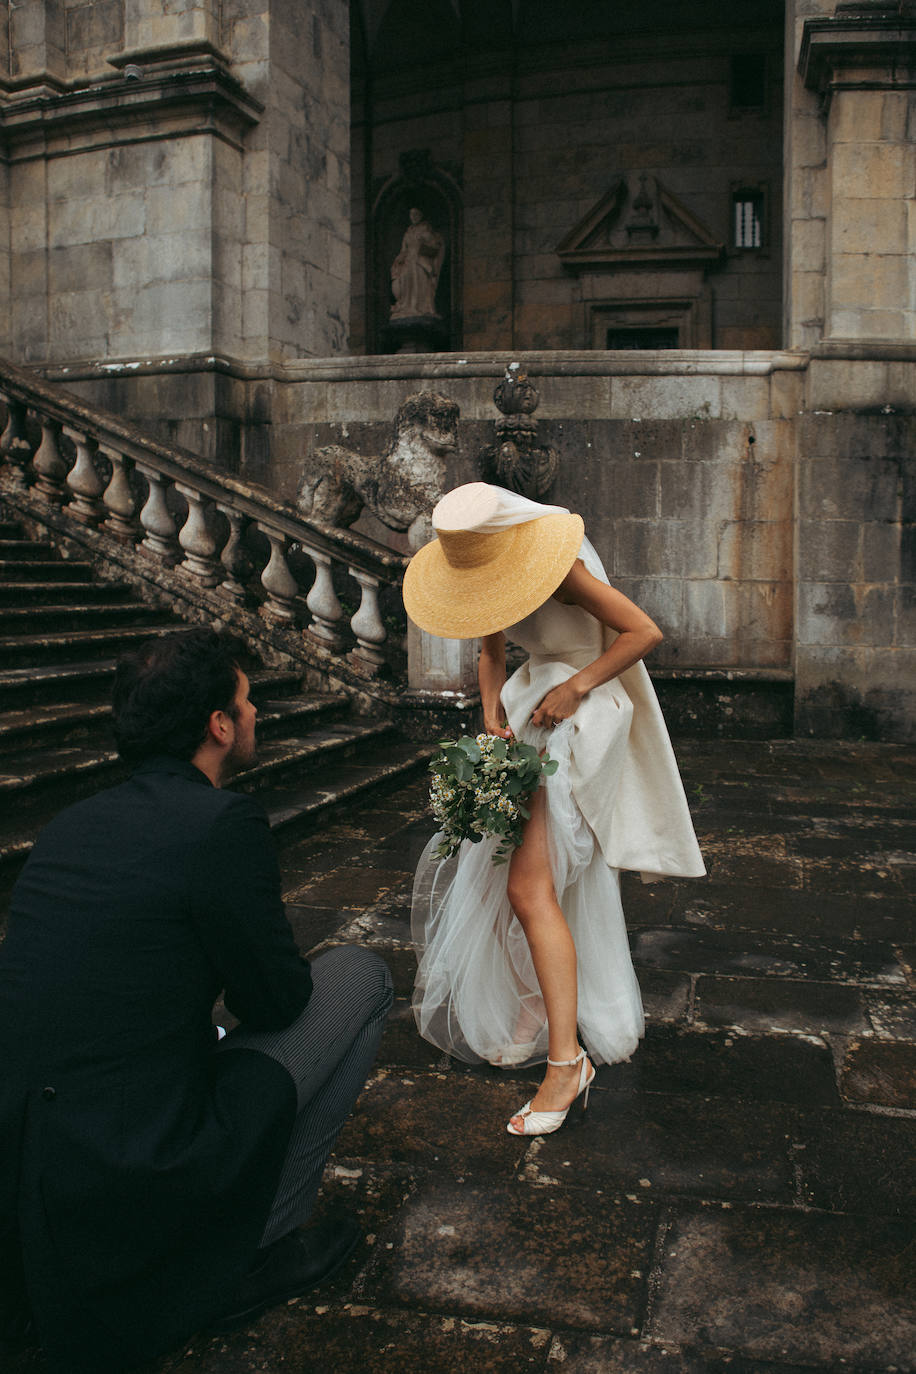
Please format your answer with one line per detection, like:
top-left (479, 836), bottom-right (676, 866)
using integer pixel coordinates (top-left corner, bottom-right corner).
top-left (370, 151), bottom-right (463, 353)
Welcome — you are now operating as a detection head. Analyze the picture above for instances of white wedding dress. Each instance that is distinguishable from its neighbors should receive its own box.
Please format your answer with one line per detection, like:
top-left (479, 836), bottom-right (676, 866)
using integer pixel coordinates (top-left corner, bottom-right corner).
top-left (411, 566), bottom-right (705, 1070)
top-left (411, 486), bottom-right (705, 1070)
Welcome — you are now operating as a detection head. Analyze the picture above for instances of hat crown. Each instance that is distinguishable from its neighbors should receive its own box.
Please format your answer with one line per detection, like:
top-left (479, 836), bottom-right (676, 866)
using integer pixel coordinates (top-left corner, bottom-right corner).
top-left (437, 525), bottom-right (515, 570)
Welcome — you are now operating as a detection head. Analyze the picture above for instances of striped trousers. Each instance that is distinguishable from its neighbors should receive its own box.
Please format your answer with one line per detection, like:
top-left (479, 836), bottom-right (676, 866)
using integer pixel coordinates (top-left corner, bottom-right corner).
top-left (219, 945), bottom-right (393, 1246)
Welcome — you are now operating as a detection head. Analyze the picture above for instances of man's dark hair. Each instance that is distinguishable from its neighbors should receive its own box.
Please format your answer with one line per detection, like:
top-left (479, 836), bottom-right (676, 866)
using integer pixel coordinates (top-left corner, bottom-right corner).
top-left (112, 629), bottom-right (248, 765)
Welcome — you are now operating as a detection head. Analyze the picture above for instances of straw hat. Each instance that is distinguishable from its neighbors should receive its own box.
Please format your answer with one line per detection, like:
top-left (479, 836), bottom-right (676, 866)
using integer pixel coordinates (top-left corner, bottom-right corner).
top-left (403, 483), bottom-right (584, 639)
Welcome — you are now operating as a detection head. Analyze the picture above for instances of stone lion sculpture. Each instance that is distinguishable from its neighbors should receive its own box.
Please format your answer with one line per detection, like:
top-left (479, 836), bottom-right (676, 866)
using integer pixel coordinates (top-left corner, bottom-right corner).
top-left (297, 391), bottom-right (458, 550)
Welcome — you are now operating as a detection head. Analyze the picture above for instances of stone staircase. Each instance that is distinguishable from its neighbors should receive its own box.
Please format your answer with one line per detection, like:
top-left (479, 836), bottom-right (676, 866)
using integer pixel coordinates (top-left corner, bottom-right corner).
top-left (0, 510), bottom-right (434, 913)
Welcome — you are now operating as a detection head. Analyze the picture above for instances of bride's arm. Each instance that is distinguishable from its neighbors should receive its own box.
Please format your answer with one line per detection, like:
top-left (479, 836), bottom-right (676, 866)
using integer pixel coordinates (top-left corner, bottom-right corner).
top-left (479, 632), bottom-right (512, 738)
top-left (531, 561), bottom-right (662, 727)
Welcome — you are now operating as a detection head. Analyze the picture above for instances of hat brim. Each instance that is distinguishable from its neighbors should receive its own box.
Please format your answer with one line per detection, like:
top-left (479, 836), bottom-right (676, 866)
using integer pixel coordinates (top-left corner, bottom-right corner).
top-left (403, 512), bottom-right (585, 639)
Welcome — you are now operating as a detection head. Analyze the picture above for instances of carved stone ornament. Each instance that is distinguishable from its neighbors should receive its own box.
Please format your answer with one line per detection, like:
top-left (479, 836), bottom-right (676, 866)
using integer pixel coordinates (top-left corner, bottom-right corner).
top-left (297, 391), bottom-right (459, 551)
top-left (479, 362), bottom-right (559, 501)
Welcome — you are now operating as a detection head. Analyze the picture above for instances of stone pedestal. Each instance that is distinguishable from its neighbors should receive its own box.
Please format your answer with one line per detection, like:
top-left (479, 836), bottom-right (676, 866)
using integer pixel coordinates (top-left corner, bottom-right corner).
top-left (382, 316), bottom-right (449, 354)
top-left (407, 622), bottom-right (479, 693)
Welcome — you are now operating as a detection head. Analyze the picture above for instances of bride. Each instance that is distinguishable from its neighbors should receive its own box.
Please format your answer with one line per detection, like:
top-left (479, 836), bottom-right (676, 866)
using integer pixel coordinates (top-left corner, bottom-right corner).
top-left (403, 483), bottom-right (705, 1136)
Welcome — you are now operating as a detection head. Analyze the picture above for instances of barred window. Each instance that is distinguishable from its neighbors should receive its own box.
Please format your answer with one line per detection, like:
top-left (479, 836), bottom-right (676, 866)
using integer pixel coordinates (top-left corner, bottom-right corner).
top-left (733, 192), bottom-right (763, 250)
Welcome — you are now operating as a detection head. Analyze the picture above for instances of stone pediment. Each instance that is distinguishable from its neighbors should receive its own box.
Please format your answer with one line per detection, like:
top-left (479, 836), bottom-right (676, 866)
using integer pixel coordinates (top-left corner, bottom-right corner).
top-left (556, 174), bottom-right (724, 271)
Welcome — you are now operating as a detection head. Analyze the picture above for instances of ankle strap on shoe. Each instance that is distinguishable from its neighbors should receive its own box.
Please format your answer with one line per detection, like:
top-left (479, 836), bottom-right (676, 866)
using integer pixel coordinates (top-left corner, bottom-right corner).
top-left (546, 1047), bottom-right (585, 1067)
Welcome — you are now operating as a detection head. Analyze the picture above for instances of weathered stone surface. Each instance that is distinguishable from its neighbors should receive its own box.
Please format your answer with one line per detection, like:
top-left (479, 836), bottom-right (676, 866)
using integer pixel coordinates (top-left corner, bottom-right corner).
top-left (544, 1333), bottom-right (814, 1372)
top-left (358, 1178), bottom-right (658, 1334)
top-left (650, 1204), bottom-right (916, 1367)
top-left (693, 975), bottom-right (868, 1037)
top-left (794, 1107), bottom-right (916, 1220)
top-left (334, 1070), bottom-right (532, 1176)
top-left (531, 1089), bottom-right (794, 1205)
top-left (629, 925), bottom-right (906, 984)
top-left (601, 1025), bottom-right (839, 1107)
top-left (839, 1039), bottom-right (916, 1110)
top-left (170, 1307), bottom-right (552, 1374)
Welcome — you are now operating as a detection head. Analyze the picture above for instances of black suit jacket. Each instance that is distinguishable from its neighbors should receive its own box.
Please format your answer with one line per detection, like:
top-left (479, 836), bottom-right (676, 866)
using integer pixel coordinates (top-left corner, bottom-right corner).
top-left (0, 756), bottom-right (313, 1372)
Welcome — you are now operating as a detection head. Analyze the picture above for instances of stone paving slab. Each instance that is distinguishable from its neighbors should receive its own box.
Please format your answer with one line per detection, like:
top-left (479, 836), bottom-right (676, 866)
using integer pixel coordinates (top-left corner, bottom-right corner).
top-left (355, 1177), bottom-right (659, 1335)
top-left (648, 1203), bottom-right (916, 1368)
top-left (630, 925), bottom-right (907, 984)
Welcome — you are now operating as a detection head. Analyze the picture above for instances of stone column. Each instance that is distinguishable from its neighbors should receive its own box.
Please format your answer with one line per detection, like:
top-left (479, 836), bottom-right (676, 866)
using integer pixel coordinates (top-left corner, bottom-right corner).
top-left (797, 3), bottom-right (916, 342)
top-left (8, 0), bottom-right (66, 86)
top-left (226, 0), bottom-right (351, 363)
top-left (783, 0), bottom-right (834, 350)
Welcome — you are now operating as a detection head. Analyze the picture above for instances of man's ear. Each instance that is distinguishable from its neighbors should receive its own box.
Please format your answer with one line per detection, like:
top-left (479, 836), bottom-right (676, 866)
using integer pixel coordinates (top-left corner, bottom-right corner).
top-left (207, 708), bottom-right (233, 745)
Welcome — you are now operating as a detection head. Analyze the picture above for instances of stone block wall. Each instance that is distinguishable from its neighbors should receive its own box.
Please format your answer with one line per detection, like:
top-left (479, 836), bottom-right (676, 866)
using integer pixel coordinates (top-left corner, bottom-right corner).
top-left (795, 411), bottom-right (914, 739)
top-left (1, 0), bottom-right (350, 372)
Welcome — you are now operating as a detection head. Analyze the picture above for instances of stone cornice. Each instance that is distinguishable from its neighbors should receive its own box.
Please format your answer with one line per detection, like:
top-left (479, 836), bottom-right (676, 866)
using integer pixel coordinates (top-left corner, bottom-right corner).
top-left (0, 50), bottom-right (262, 160)
top-left (36, 349), bottom-right (811, 386)
top-left (799, 11), bottom-right (916, 98)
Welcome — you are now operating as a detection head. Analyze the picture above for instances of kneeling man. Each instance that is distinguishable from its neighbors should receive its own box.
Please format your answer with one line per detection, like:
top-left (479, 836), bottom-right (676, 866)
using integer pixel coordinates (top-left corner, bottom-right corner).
top-left (0, 629), bottom-right (392, 1372)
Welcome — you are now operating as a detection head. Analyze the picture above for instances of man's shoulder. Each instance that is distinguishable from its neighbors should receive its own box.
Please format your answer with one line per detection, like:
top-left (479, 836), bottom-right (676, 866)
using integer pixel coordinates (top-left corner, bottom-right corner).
top-left (42, 762), bottom-right (267, 844)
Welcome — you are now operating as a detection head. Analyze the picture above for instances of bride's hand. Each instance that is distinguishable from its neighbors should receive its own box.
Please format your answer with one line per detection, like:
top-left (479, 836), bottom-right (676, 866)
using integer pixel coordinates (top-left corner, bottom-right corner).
top-left (484, 719), bottom-right (513, 740)
top-left (531, 679), bottom-right (584, 729)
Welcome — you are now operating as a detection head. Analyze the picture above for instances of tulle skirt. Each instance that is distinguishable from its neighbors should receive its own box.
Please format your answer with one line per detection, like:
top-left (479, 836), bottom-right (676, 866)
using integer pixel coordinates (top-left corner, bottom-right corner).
top-left (410, 719), bottom-right (644, 1068)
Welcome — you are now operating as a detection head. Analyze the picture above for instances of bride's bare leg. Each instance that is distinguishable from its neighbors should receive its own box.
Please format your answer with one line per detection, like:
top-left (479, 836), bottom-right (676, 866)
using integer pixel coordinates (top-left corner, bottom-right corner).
top-left (506, 786), bottom-right (592, 1128)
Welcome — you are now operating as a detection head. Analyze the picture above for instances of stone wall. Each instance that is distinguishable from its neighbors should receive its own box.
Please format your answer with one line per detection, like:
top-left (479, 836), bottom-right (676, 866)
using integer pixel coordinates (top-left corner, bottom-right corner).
top-left (0, 0), bottom-right (351, 373)
top-left (352, 2), bottom-right (785, 354)
top-left (795, 410), bottom-right (914, 740)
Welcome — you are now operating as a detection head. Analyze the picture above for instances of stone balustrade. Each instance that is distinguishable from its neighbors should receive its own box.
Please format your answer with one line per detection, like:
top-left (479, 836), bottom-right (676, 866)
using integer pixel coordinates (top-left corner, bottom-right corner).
top-left (0, 360), bottom-right (408, 683)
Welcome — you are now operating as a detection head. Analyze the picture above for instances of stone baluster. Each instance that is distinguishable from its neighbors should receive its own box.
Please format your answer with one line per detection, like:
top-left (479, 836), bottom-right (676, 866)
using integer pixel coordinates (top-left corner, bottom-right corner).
top-left (175, 484), bottom-right (221, 586)
top-left (258, 524), bottom-right (299, 621)
top-left (216, 504), bottom-right (250, 603)
top-left (0, 397), bottom-right (34, 489)
top-left (101, 447), bottom-right (138, 540)
top-left (305, 550), bottom-right (343, 649)
top-left (64, 427), bottom-right (105, 525)
top-left (137, 465), bottom-right (180, 563)
top-left (32, 418), bottom-right (69, 504)
top-left (348, 568), bottom-right (387, 674)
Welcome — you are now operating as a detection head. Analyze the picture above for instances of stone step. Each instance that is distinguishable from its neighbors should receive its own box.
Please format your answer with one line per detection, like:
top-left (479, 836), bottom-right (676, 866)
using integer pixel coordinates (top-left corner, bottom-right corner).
top-left (0, 622), bottom-right (181, 666)
top-left (257, 735), bottom-right (435, 843)
top-left (0, 714), bottom-right (385, 828)
top-left (0, 538), bottom-right (62, 562)
top-left (0, 601), bottom-right (167, 634)
top-left (0, 579), bottom-right (137, 606)
top-left (0, 658), bottom-right (307, 710)
top-left (0, 700), bottom-right (113, 757)
top-left (0, 557), bottom-right (98, 583)
top-left (0, 521), bottom-right (22, 539)
top-left (652, 669), bottom-right (795, 740)
top-left (0, 690), bottom-right (342, 757)
top-left (0, 659), bottom-right (118, 709)
top-left (232, 719), bottom-right (397, 795)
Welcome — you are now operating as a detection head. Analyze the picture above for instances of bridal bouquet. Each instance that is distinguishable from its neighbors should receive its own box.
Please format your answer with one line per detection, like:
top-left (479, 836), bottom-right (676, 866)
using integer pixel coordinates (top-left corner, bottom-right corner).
top-left (429, 732), bottom-right (558, 864)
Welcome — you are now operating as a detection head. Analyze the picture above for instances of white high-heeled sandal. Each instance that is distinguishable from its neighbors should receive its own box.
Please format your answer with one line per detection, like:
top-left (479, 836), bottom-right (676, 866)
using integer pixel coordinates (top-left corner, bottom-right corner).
top-left (505, 1046), bottom-right (595, 1136)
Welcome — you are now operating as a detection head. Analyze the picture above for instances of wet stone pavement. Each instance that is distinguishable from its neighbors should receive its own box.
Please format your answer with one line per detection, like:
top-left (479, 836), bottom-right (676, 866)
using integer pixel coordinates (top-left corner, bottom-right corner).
top-left (14, 739), bottom-right (916, 1373)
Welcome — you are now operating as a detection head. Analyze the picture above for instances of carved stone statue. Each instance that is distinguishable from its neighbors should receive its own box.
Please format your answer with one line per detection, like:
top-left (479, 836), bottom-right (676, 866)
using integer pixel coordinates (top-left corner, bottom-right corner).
top-left (389, 208), bottom-right (445, 320)
top-left (297, 391), bottom-right (458, 550)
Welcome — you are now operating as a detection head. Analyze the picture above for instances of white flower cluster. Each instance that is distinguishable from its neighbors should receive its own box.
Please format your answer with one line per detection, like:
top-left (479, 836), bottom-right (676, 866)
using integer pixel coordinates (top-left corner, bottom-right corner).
top-left (429, 730), bottom-right (550, 864)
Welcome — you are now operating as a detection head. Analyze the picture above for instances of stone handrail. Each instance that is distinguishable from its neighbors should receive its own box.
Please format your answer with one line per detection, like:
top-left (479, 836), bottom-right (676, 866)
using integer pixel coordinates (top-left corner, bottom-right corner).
top-left (0, 354), bottom-right (408, 681)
